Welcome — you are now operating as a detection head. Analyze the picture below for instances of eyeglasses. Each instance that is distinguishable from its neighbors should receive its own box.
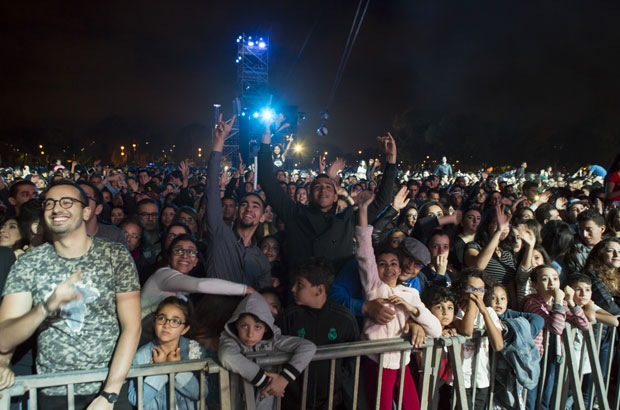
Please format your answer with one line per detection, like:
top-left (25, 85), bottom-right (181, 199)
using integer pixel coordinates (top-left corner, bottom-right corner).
top-left (139, 212), bottom-right (158, 219)
top-left (42, 197), bottom-right (87, 211)
top-left (154, 315), bottom-right (186, 328)
top-left (172, 247), bottom-right (198, 258)
top-left (179, 216), bottom-right (195, 224)
top-left (123, 232), bottom-right (140, 240)
top-left (464, 285), bottom-right (486, 294)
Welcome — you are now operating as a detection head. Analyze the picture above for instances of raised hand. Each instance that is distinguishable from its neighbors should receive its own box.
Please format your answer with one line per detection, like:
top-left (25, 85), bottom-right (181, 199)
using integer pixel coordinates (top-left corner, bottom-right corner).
top-left (495, 203), bottom-right (510, 233)
top-left (356, 190), bottom-right (375, 208)
top-left (516, 224), bottom-right (536, 248)
top-left (392, 186), bottom-right (410, 211)
top-left (179, 161), bottom-right (190, 180)
top-left (318, 156), bottom-right (326, 174)
top-left (45, 269), bottom-right (84, 313)
top-left (377, 132), bottom-right (397, 164)
top-left (555, 197), bottom-right (568, 210)
top-left (327, 157), bottom-right (346, 180)
top-left (434, 254), bottom-right (448, 275)
top-left (214, 114), bottom-right (236, 150)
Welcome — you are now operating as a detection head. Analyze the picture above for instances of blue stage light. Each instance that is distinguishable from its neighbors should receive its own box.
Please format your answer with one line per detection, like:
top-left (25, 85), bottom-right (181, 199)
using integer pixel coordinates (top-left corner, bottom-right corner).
top-left (258, 41), bottom-right (266, 48)
top-left (236, 39), bottom-right (240, 43)
top-left (259, 107), bottom-right (275, 123)
top-left (253, 112), bottom-right (259, 118)
top-left (248, 41), bottom-right (255, 47)
top-left (241, 112), bottom-right (246, 116)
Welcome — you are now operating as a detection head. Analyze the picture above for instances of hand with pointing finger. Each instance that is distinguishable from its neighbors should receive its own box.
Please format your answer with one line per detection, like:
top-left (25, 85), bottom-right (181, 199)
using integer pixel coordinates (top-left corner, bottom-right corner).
top-left (45, 268), bottom-right (84, 313)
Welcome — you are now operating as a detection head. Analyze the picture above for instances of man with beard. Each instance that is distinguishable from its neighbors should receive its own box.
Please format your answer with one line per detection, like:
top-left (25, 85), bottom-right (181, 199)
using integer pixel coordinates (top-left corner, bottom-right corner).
top-left (0, 181), bottom-right (140, 409)
top-left (205, 115), bottom-right (272, 289)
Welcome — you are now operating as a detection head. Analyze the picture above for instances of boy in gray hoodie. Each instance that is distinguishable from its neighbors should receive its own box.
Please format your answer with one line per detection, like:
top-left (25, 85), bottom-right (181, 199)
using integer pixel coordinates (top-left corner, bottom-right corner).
top-left (218, 294), bottom-right (316, 409)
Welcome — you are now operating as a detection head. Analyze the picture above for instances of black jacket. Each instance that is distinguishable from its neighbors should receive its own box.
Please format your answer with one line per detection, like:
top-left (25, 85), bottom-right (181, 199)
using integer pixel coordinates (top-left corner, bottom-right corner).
top-left (278, 300), bottom-right (360, 410)
top-left (257, 143), bottom-right (397, 275)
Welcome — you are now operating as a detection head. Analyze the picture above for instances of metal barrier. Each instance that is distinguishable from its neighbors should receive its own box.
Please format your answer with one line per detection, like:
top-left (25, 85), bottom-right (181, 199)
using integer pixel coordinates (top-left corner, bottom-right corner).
top-left (0, 358), bottom-right (229, 410)
top-left (1, 324), bottom-right (619, 410)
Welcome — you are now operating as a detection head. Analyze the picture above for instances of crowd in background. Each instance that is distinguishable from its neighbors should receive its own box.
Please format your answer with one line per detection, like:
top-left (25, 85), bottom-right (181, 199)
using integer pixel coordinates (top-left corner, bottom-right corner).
top-left (0, 122), bottom-right (620, 410)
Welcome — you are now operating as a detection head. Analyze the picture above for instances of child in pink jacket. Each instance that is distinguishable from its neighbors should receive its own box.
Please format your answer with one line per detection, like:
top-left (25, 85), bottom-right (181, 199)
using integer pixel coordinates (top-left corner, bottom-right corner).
top-left (356, 191), bottom-right (441, 410)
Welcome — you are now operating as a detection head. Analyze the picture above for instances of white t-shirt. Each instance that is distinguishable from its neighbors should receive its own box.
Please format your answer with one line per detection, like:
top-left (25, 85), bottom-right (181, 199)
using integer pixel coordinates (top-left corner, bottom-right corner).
top-left (454, 307), bottom-right (503, 389)
top-left (573, 303), bottom-right (600, 375)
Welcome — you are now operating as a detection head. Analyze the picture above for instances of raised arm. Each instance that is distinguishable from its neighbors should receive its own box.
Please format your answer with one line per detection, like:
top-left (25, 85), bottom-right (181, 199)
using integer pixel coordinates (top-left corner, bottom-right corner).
top-left (257, 126), bottom-right (296, 222)
top-left (205, 115), bottom-right (236, 235)
top-left (355, 191), bottom-right (383, 294)
top-left (464, 203), bottom-right (510, 269)
top-left (367, 133), bottom-right (398, 221)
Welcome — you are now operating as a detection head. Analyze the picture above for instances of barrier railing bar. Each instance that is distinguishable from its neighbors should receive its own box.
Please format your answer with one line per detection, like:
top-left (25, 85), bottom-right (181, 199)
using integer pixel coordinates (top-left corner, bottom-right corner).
top-left (447, 338), bottom-right (469, 410)
top-left (397, 349), bottom-right (408, 410)
top-left (199, 370), bottom-right (206, 410)
top-left (375, 353), bottom-right (384, 410)
top-left (300, 367), bottom-right (308, 410)
top-left (563, 324), bottom-right (586, 410)
top-left (419, 344), bottom-right (434, 410)
top-left (243, 380), bottom-right (255, 410)
top-left (352, 355), bottom-right (360, 410)
top-left (137, 375), bottom-right (144, 410)
top-left (67, 383), bottom-right (75, 410)
top-left (29, 388), bottom-right (36, 410)
top-left (328, 359), bottom-right (336, 410)
top-left (584, 325), bottom-right (610, 410)
top-left (605, 326), bottom-right (617, 387)
top-left (429, 343), bottom-right (443, 410)
top-left (168, 372), bottom-right (175, 410)
top-left (536, 331), bottom-right (550, 410)
top-left (470, 336), bottom-right (481, 410)
top-left (218, 367), bottom-right (231, 410)
top-left (486, 351), bottom-right (496, 410)
top-left (554, 344), bottom-right (567, 410)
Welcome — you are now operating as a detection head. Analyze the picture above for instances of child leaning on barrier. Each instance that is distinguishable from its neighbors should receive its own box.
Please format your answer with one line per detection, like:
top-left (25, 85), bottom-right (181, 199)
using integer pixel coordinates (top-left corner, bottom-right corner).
top-left (355, 190), bottom-right (441, 410)
top-left (128, 296), bottom-right (208, 410)
top-left (490, 285), bottom-right (543, 410)
top-left (218, 294), bottom-right (316, 410)
top-left (451, 267), bottom-right (504, 410)
top-left (522, 265), bottom-right (590, 410)
top-left (416, 287), bottom-right (458, 391)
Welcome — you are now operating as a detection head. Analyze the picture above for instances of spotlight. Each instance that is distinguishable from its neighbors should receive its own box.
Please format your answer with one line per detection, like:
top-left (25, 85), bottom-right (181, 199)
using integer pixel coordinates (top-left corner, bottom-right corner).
top-left (241, 112), bottom-right (246, 116)
top-left (236, 39), bottom-right (240, 43)
top-left (258, 41), bottom-right (266, 48)
top-left (248, 41), bottom-right (255, 47)
top-left (253, 112), bottom-right (259, 118)
top-left (259, 107), bottom-right (275, 123)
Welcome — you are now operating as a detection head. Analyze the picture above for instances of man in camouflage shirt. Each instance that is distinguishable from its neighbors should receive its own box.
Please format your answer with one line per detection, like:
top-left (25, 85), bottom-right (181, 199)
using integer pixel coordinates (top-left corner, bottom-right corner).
top-left (0, 181), bottom-right (141, 409)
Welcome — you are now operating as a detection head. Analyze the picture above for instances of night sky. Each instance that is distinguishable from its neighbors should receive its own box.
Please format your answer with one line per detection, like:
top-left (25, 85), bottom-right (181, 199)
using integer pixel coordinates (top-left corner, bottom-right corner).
top-left (2, 1), bottom-right (620, 168)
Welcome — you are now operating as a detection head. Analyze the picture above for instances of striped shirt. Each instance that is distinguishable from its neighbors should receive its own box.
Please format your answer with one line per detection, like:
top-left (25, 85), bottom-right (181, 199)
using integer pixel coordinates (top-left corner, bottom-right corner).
top-left (466, 242), bottom-right (516, 285)
top-left (522, 294), bottom-right (589, 355)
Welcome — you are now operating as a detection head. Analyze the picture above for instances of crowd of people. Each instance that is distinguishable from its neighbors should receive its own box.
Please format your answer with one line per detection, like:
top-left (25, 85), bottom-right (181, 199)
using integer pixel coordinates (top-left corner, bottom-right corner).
top-left (0, 115), bottom-right (619, 410)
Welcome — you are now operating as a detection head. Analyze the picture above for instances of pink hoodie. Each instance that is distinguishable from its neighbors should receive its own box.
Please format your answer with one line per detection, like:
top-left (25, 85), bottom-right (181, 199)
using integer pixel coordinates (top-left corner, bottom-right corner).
top-left (355, 225), bottom-right (441, 369)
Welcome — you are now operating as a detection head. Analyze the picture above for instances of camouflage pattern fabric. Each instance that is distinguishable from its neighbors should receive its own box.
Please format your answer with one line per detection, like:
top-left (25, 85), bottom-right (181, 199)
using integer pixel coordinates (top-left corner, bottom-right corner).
top-left (3, 237), bottom-right (139, 395)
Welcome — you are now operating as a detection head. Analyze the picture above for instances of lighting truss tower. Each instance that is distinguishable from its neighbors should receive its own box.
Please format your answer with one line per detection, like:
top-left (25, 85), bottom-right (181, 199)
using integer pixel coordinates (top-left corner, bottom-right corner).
top-left (234, 33), bottom-right (269, 162)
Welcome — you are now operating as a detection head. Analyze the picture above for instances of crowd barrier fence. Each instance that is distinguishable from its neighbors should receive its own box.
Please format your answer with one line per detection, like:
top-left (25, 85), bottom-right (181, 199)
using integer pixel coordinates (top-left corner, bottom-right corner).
top-left (1, 322), bottom-right (619, 410)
